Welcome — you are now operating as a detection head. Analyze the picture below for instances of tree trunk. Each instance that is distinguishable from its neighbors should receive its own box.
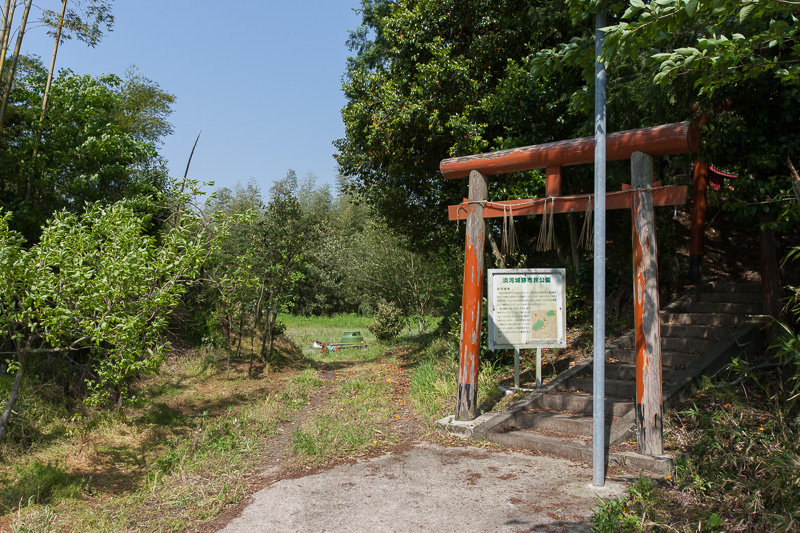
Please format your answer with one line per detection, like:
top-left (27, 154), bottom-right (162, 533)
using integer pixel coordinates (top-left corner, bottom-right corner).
top-left (487, 233), bottom-right (505, 269)
top-left (250, 276), bottom-right (268, 365)
top-left (0, 0), bottom-right (33, 138)
top-left (267, 312), bottom-right (277, 362)
top-left (26, 0), bottom-right (69, 202)
top-left (789, 158), bottom-right (800, 211)
top-left (760, 212), bottom-right (782, 319)
top-left (0, 348), bottom-right (26, 445)
top-left (42, 0), bottom-right (68, 112)
top-left (0, 0), bottom-right (16, 79)
top-left (260, 288), bottom-right (276, 359)
top-left (235, 310), bottom-right (245, 357)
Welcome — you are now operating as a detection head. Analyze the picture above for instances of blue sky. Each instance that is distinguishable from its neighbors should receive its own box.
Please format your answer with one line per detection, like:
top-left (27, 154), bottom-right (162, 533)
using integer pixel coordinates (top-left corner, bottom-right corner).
top-left (21, 0), bottom-right (363, 195)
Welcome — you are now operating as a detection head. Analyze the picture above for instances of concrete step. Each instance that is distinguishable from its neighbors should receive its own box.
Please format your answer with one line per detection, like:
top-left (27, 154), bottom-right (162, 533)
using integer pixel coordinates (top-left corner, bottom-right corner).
top-left (604, 363), bottom-right (676, 381)
top-left (568, 377), bottom-right (636, 398)
top-left (515, 411), bottom-right (604, 437)
top-left (682, 302), bottom-right (763, 315)
top-left (611, 335), bottom-right (713, 352)
top-left (660, 324), bottom-right (732, 340)
top-left (661, 312), bottom-right (748, 327)
top-left (705, 282), bottom-right (761, 294)
top-left (662, 336), bottom-right (716, 353)
top-left (606, 348), bottom-right (697, 368)
top-left (466, 283), bottom-right (765, 471)
top-left (485, 428), bottom-right (592, 462)
top-left (697, 292), bottom-right (762, 304)
top-left (537, 392), bottom-right (634, 417)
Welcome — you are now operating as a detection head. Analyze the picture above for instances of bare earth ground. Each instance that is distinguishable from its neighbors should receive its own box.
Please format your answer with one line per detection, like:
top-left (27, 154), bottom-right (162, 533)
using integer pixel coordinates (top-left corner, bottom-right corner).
top-left (192, 350), bottom-right (635, 533)
top-left (216, 443), bottom-right (630, 533)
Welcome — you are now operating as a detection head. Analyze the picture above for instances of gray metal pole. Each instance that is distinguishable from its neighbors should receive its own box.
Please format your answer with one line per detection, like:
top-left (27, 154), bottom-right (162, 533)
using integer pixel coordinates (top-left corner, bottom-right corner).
top-left (592, 7), bottom-right (607, 489)
top-left (536, 348), bottom-right (542, 388)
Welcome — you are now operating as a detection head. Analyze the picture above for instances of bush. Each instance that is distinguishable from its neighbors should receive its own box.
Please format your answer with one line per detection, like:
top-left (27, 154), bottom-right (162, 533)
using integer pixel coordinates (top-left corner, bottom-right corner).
top-left (367, 300), bottom-right (404, 341)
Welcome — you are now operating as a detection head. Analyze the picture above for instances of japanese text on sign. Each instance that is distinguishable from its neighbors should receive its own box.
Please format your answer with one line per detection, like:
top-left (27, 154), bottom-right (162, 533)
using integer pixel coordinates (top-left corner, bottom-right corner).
top-left (488, 269), bottom-right (567, 350)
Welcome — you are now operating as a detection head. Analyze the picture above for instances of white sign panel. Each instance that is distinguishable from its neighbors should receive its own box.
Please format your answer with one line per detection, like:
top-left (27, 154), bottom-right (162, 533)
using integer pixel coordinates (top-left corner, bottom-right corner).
top-left (488, 268), bottom-right (567, 350)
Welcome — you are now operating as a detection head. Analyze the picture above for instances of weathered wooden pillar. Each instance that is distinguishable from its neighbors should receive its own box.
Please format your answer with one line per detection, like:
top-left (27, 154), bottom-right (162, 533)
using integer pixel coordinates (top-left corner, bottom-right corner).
top-left (690, 159), bottom-right (708, 283)
top-left (456, 170), bottom-right (487, 421)
top-left (545, 166), bottom-right (562, 197)
top-left (631, 152), bottom-right (663, 456)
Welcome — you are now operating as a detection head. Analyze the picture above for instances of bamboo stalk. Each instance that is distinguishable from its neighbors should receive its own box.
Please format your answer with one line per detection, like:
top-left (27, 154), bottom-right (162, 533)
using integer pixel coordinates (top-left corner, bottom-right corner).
top-left (0, 0), bottom-right (33, 138)
top-left (26, 0), bottom-right (69, 203)
top-left (0, 0), bottom-right (16, 80)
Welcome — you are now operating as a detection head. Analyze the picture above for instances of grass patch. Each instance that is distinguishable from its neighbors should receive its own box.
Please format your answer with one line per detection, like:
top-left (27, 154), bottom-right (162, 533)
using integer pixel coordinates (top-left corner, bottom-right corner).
top-left (0, 343), bottom-right (320, 531)
top-left (291, 362), bottom-right (398, 462)
top-left (281, 312), bottom-right (375, 350)
top-left (592, 374), bottom-right (800, 532)
top-left (408, 339), bottom-right (509, 419)
top-left (410, 356), bottom-right (456, 417)
top-left (2, 460), bottom-right (85, 510)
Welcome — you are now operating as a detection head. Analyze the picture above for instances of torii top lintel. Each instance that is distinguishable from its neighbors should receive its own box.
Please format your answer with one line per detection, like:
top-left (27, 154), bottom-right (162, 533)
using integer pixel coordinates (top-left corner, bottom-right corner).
top-left (439, 121), bottom-right (699, 180)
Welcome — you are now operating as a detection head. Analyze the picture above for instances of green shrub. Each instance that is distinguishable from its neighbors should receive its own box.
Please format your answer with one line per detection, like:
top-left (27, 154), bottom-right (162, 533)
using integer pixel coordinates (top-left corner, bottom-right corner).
top-left (367, 300), bottom-right (404, 341)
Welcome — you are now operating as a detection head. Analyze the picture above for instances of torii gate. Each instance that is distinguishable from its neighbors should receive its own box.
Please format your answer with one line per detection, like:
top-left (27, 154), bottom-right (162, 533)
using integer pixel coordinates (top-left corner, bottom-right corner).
top-left (441, 121), bottom-right (701, 456)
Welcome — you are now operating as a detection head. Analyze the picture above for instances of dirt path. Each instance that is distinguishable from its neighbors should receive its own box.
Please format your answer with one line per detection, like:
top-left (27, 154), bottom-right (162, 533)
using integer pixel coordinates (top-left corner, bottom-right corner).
top-left (199, 351), bottom-right (632, 532)
top-left (199, 352), bottom-right (428, 530)
top-left (215, 441), bottom-right (629, 532)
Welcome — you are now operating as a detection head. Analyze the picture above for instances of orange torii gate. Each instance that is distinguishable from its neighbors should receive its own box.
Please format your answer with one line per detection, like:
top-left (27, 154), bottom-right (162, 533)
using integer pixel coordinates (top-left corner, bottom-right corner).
top-left (441, 121), bottom-right (700, 456)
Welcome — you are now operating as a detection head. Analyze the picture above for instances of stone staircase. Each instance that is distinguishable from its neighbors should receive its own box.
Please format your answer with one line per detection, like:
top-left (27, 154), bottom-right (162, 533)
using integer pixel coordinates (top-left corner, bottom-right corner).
top-left (464, 281), bottom-right (767, 472)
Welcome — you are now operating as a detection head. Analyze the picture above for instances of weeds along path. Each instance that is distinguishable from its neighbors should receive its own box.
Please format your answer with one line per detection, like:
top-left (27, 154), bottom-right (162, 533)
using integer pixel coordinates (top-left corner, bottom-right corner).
top-left (205, 345), bottom-right (431, 531)
top-left (261, 345), bottom-right (427, 477)
top-left (0, 339), bottom-right (431, 532)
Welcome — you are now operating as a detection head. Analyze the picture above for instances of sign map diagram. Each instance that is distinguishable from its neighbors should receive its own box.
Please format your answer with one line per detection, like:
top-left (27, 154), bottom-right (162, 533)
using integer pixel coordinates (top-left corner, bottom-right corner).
top-left (488, 269), bottom-right (566, 350)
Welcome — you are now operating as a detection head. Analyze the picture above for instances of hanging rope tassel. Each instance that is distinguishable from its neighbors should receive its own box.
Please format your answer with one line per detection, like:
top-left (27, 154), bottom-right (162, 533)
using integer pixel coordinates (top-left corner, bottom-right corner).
top-left (536, 198), bottom-right (549, 251)
top-left (578, 196), bottom-right (594, 250)
top-left (501, 205), bottom-right (518, 256)
top-left (502, 205), bottom-right (509, 255)
top-left (545, 199), bottom-right (556, 251)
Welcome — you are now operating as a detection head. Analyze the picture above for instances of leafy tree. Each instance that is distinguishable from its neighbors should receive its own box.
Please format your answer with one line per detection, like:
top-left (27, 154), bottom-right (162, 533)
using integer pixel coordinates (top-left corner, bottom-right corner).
top-left (0, 183), bottom-right (222, 444)
top-left (201, 180), bottom-right (262, 348)
top-left (116, 66), bottom-right (175, 146)
top-left (0, 0), bottom-right (34, 136)
top-left (336, 0), bottom-right (585, 247)
top-left (0, 60), bottom-right (172, 241)
top-left (290, 173), bottom-right (342, 316)
top-left (39, 0), bottom-right (114, 48)
top-left (532, 0), bottom-right (800, 315)
top-left (202, 173), bottom-right (315, 366)
top-left (254, 171), bottom-right (312, 360)
top-left (334, 217), bottom-right (458, 333)
top-left (1, 0), bottom-right (115, 135)
top-left (310, 193), bottom-right (370, 315)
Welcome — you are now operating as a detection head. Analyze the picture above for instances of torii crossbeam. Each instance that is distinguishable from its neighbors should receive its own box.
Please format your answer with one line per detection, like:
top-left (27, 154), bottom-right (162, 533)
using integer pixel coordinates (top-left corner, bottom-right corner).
top-left (441, 121), bottom-right (700, 457)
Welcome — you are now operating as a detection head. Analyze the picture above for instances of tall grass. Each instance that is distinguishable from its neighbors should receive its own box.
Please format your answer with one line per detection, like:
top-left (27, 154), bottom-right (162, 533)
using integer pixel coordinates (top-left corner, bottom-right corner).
top-left (408, 336), bottom-right (509, 419)
top-left (281, 312), bottom-right (375, 349)
top-left (592, 374), bottom-right (800, 531)
top-left (410, 357), bottom-right (456, 417)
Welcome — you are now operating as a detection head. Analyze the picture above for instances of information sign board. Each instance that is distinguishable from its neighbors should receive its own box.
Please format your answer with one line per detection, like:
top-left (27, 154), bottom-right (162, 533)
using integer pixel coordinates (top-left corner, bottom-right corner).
top-left (487, 268), bottom-right (567, 350)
